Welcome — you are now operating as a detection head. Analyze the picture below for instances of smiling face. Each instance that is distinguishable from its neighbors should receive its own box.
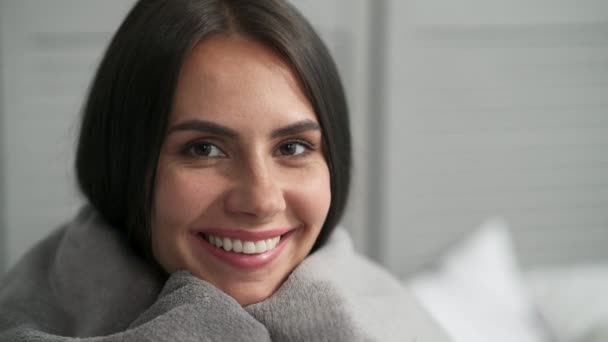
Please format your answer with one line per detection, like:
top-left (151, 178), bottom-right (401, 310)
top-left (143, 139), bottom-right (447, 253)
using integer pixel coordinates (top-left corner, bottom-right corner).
top-left (151, 34), bottom-right (331, 306)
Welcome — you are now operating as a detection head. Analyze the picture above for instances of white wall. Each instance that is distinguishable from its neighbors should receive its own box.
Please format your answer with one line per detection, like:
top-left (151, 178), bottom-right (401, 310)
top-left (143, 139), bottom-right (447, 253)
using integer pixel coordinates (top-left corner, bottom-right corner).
top-left (0, 3), bottom-right (5, 271)
top-left (0, 0), bottom-right (137, 272)
top-left (383, 0), bottom-right (608, 276)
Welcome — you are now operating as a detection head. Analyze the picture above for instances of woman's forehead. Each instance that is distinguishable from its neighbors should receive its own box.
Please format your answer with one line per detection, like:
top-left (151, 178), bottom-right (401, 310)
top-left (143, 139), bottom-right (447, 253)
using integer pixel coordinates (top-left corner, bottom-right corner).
top-left (179, 34), bottom-right (298, 93)
top-left (171, 34), bottom-right (317, 128)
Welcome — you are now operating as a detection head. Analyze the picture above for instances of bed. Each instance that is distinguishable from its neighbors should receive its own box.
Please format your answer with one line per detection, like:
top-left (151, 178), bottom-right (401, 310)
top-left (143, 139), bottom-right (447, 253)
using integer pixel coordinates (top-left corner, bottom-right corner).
top-left (404, 219), bottom-right (608, 342)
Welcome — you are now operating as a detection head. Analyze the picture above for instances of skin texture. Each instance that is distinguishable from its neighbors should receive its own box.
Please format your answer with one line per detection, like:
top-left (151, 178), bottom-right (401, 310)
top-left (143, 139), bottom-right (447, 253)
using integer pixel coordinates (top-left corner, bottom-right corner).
top-left (151, 34), bottom-right (331, 306)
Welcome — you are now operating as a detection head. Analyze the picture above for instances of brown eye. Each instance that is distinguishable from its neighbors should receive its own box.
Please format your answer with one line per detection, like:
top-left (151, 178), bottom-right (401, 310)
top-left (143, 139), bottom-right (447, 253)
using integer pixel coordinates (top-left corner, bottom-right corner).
top-left (278, 141), bottom-right (308, 156)
top-left (189, 142), bottom-right (225, 157)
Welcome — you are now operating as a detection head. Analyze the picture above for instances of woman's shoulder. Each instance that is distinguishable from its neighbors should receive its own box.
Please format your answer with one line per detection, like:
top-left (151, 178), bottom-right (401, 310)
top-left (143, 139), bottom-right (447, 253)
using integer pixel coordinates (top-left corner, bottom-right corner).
top-left (0, 206), bottom-right (165, 337)
top-left (0, 205), bottom-right (125, 283)
top-left (281, 227), bottom-right (451, 341)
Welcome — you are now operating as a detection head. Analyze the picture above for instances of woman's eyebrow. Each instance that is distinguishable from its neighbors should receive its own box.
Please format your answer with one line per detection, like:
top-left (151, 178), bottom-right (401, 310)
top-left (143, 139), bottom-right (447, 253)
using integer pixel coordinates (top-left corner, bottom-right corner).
top-left (167, 119), bottom-right (239, 137)
top-left (167, 118), bottom-right (321, 138)
top-left (271, 120), bottom-right (321, 138)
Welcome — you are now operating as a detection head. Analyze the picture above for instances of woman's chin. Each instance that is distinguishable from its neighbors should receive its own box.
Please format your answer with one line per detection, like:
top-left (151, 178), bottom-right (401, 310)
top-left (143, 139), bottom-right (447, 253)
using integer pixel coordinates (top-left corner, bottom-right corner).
top-left (183, 256), bottom-right (291, 306)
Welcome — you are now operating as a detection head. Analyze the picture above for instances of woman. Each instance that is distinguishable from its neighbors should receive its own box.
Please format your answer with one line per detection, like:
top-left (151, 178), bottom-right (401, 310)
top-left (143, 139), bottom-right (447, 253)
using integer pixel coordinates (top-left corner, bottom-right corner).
top-left (0, 0), bottom-right (448, 340)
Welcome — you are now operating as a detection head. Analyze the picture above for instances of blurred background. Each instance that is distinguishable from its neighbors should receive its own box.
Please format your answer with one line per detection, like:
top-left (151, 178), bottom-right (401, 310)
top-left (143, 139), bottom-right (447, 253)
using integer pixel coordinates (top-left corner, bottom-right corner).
top-left (0, 0), bottom-right (607, 279)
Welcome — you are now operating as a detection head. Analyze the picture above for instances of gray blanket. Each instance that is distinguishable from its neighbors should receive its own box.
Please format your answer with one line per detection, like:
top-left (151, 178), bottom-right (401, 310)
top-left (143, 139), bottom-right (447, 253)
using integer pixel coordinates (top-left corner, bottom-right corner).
top-left (0, 207), bottom-right (449, 341)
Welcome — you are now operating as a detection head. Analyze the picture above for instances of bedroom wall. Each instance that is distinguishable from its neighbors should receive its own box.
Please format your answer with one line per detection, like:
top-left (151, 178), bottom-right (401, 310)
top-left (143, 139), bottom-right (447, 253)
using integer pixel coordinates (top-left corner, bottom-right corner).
top-left (383, 0), bottom-right (608, 276)
top-left (0, 2), bottom-right (5, 273)
top-left (0, 0), bottom-right (138, 273)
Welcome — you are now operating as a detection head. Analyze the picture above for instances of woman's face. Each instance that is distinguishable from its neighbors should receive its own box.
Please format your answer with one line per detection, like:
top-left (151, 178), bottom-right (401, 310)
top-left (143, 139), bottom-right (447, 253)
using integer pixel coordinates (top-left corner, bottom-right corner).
top-left (151, 34), bottom-right (331, 306)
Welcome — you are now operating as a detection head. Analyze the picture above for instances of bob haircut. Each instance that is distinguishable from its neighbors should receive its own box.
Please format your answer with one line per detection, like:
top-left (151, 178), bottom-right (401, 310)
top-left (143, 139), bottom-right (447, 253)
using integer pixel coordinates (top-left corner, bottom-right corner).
top-left (76, 0), bottom-right (351, 260)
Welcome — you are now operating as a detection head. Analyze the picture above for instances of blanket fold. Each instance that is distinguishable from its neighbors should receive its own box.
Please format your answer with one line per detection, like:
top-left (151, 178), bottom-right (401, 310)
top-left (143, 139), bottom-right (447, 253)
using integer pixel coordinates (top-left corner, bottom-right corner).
top-left (0, 207), bottom-right (449, 341)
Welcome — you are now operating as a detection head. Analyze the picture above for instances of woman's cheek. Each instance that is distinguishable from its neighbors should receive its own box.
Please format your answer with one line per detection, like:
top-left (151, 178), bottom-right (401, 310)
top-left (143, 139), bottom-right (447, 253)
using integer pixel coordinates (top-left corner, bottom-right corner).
top-left (156, 165), bottom-right (217, 223)
top-left (284, 163), bottom-right (331, 226)
top-left (152, 166), bottom-right (221, 271)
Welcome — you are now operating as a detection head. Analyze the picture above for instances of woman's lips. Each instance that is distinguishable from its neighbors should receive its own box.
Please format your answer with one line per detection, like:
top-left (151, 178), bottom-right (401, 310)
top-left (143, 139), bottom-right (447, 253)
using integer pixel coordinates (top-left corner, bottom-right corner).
top-left (196, 227), bottom-right (292, 241)
top-left (190, 229), bottom-right (295, 269)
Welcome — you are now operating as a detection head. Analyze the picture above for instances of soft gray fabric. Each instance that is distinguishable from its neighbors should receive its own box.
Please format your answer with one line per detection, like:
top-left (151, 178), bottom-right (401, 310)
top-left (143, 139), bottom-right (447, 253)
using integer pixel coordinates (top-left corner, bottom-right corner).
top-left (0, 207), bottom-right (449, 341)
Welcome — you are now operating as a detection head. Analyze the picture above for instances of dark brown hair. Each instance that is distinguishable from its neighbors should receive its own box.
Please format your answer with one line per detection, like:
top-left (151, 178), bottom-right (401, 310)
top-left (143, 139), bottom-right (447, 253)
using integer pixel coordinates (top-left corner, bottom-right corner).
top-left (76, 0), bottom-right (351, 259)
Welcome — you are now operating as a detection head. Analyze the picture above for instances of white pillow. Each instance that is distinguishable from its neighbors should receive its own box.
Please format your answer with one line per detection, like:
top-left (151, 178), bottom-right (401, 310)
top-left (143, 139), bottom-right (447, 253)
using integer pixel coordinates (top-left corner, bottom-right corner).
top-left (406, 219), bottom-right (549, 342)
top-left (525, 264), bottom-right (608, 342)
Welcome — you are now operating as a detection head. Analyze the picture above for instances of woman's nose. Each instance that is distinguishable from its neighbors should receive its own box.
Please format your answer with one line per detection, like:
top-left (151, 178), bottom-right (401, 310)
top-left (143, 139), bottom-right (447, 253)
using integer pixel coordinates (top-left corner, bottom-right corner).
top-left (224, 162), bottom-right (286, 221)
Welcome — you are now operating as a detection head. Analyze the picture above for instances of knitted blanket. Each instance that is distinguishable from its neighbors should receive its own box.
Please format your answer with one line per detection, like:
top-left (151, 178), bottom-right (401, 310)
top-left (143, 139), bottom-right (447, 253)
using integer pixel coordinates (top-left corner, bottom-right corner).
top-left (0, 207), bottom-right (449, 341)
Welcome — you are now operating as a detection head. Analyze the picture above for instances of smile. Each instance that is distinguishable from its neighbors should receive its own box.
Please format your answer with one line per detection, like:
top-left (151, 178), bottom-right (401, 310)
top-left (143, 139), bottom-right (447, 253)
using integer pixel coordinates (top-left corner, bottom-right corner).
top-left (191, 228), bottom-right (295, 269)
top-left (201, 233), bottom-right (281, 254)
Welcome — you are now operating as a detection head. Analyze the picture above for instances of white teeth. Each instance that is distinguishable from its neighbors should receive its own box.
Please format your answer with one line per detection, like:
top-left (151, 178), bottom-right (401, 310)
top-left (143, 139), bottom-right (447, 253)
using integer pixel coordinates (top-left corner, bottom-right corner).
top-left (203, 233), bottom-right (282, 255)
top-left (255, 240), bottom-right (267, 253)
top-left (222, 237), bottom-right (232, 252)
top-left (243, 241), bottom-right (256, 254)
top-left (265, 238), bottom-right (274, 249)
top-left (232, 240), bottom-right (243, 253)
